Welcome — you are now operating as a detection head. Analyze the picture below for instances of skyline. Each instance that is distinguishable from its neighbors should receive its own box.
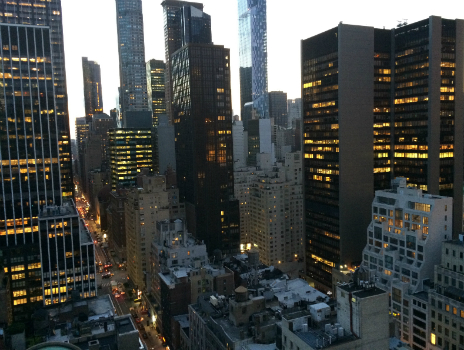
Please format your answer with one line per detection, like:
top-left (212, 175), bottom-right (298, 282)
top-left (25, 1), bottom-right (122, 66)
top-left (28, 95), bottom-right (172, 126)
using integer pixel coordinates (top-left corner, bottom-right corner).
top-left (62, 0), bottom-right (460, 138)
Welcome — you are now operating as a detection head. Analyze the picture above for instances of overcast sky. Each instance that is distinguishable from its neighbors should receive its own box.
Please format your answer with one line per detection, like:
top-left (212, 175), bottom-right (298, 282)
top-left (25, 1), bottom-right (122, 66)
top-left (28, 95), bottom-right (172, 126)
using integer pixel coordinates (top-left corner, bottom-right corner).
top-left (61, 0), bottom-right (460, 138)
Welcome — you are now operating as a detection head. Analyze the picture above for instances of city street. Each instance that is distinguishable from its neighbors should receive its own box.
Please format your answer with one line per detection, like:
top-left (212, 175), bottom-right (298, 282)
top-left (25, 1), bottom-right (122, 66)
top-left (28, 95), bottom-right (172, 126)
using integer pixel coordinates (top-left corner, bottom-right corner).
top-left (75, 195), bottom-right (167, 350)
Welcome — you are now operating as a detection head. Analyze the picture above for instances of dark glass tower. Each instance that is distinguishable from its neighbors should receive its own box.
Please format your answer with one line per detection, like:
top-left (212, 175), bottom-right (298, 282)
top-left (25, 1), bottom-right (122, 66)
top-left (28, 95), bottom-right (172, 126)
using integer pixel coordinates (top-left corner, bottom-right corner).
top-left (302, 17), bottom-right (464, 291)
top-left (161, 1), bottom-right (210, 122)
top-left (238, 0), bottom-right (268, 122)
top-left (269, 91), bottom-right (288, 128)
top-left (147, 59), bottom-right (167, 123)
top-left (0, 0), bottom-right (74, 199)
top-left (171, 43), bottom-right (240, 254)
top-left (115, 0), bottom-right (149, 125)
top-left (82, 57), bottom-right (103, 122)
top-left (0, 23), bottom-right (95, 324)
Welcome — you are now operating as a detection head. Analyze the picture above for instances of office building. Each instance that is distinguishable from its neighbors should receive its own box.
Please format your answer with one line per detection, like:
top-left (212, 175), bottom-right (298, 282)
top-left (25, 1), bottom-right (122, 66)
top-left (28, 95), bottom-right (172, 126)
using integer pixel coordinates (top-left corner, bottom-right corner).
top-left (146, 59), bottom-right (166, 126)
top-left (287, 98), bottom-right (302, 128)
top-left (108, 128), bottom-right (153, 190)
top-left (269, 91), bottom-right (288, 128)
top-left (363, 177), bottom-right (452, 349)
top-left (161, 0), bottom-right (210, 122)
top-left (115, 0), bottom-right (149, 125)
top-left (157, 114), bottom-right (177, 174)
top-left (238, 0), bottom-right (268, 119)
top-left (82, 57), bottom-right (103, 121)
top-left (75, 117), bottom-right (89, 187)
top-left (0, 0), bottom-right (73, 200)
top-left (171, 43), bottom-right (240, 254)
top-left (0, 23), bottom-right (95, 324)
top-left (302, 17), bottom-right (464, 291)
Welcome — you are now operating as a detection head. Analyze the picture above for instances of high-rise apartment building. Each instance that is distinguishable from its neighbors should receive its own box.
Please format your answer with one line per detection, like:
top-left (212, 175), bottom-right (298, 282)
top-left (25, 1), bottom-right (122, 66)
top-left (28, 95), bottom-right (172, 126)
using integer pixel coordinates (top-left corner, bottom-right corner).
top-left (248, 153), bottom-right (304, 269)
top-left (0, 0), bottom-right (73, 199)
top-left (115, 0), bottom-right (149, 125)
top-left (0, 23), bottom-right (95, 324)
top-left (363, 177), bottom-right (452, 349)
top-left (161, 1), bottom-right (210, 122)
top-left (302, 17), bottom-right (464, 291)
top-left (146, 59), bottom-right (166, 126)
top-left (108, 128), bottom-right (153, 190)
top-left (125, 173), bottom-right (184, 289)
top-left (429, 239), bottom-right (464, 350)
top-left (171, 43), bottom-right (240, 254)
top-left (238, 0), bottom-right (268, 120)
top-left (82, 57), bottom-right (103, 122)
top-left (269, 91), bottom-right (288, 128)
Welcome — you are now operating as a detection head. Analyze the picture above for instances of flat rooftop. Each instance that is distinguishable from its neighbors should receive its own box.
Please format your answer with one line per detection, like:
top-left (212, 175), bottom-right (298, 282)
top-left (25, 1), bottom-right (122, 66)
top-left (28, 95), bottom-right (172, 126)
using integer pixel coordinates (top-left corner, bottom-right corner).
top-left (338, 283), bottom-right (386, 298)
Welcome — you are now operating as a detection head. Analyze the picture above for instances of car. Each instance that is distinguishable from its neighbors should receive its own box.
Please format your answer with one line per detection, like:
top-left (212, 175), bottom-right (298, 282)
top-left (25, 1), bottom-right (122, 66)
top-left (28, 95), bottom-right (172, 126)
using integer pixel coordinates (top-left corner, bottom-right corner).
top-left (102, 273), bottom-right (111, 279)
top-left (115, 293), bottom-right (121, 298)
top-left (142, 332), bottom-right (148, 339)
top-left (135, 318), bottom-right (141, 324)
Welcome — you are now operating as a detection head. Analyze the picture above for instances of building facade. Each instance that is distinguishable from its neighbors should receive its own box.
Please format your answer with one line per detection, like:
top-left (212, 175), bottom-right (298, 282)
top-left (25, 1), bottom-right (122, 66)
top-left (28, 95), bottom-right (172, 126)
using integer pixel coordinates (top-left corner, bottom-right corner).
top-left (0, 23), bottom-right (93, 323)
top-left (363, 177), bottom-right (452, 349)
top-left (82, 57), bottom-right (103, 121)
top-left (115, 0), bottom-right (149, 124)
top-left (237, 0), bottom-right (268, 119)
top-left (161, 0), bottom-right (209, 122)
top-left (302, 17), bottom-right (464, 291)
top-left (287, 98), bottom-right (302, 128)
top-left (146, 59), bottom-right (166, 126)
top-left (0, 0), bottom-right (73, 199)
top-left (269, 91), bottom-right (288, 128)
top-left (125, 174), bottom-right (184, 289)
top-left (108, 128), bottom-right (153, 190)
top-left (171, 43), bottom-right (240, 255)
top-left (428, 240), bottom-right (464, 350)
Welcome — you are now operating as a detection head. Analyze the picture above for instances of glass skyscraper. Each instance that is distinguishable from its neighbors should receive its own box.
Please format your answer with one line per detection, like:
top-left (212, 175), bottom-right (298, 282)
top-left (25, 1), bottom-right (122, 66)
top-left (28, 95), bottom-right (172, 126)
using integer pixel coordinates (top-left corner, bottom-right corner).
top-left (238, 0), bottom-right (268, 122)
top-left (0, 0), bottom-right (74, 199)
top-left (171, 43), bottom-right (240, 255)
top-left (115, 0), bottom-right (149, 125)
top-left (82, 57), bottom-right (104, 122)
top-left (161, 1), bottom-right (210, 123)
top-left (0, 23), bottom-right (95, 325)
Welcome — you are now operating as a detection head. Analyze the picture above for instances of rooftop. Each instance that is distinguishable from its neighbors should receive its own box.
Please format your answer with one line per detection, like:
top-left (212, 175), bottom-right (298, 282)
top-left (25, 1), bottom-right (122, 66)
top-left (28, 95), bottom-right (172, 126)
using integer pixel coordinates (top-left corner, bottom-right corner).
top-left (338, 282), bottom-right (386, 299)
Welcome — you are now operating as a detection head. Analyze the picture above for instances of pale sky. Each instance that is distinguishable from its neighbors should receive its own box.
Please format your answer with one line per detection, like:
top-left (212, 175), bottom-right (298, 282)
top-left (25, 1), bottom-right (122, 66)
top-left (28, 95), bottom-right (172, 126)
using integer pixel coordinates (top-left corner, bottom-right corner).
top-left (61, 0), bottom-right (461, 138)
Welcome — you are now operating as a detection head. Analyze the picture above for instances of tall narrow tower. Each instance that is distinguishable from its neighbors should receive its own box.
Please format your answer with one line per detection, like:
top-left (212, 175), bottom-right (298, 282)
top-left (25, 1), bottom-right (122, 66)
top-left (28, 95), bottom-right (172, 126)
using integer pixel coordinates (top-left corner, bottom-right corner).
top-left (115, 0), bottom-right (149, 125)
top-left (172, 43), bottom-right (240, 254)
top-left (82, 57), bottom-right (104, 121)
top-left (0, 0), bottom-right (74, 199)
top-left (237, 0), bottom-right (268, 123)
top-left (161, 1), bottom-right (210, 123)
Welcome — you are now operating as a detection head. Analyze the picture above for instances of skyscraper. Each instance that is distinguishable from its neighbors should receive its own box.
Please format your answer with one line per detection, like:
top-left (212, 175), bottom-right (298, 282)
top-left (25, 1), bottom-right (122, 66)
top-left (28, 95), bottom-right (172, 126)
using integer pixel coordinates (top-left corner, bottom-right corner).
top-left (269, 91), bottom-right (288, 128)
top-left (238, 0), bottom-right (268, 120)
top-left (287, 98), bottom-right (302, 128)
top-left (0, 23), bottom-right (95, 324)
top-left (115, 0), bottom-right (149, 125)
top-left (0, 0), bottom-right (74, 199)
top-left (146, 59), bottom-right (166, 126)
top-left (171, 43), bottom-right (240, 254)
top-left (82, 57), bottom-right (104, 122)
top-left (302, 17), bottom-right (464, 291)
top-left (108, 128), bottom-right (153, 190)
top-left (161, 1), bottom-right (210, 122)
